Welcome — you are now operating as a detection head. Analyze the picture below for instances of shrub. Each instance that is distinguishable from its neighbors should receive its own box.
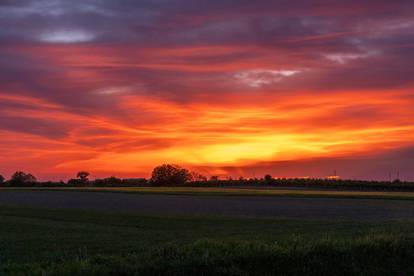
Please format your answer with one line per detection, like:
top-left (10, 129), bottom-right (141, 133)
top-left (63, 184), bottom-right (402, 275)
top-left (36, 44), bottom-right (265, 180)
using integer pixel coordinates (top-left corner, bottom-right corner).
top-left (9, 171), bottom-right (37, 186)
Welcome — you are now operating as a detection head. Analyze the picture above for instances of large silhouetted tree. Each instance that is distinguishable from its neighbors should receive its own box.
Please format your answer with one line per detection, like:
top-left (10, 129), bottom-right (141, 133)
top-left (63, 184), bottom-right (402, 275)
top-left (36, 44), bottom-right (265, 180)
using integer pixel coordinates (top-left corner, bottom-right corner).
top-left (151, 164), bottom-right (192, 186)
top-left (0, 175), bottom-right (4, 184)
top-left (10, 171), bottom-right (37, 186)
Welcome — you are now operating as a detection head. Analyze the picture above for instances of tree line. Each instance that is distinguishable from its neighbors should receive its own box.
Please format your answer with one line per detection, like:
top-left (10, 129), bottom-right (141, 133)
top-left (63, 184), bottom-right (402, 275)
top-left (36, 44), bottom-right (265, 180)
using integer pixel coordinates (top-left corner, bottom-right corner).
top-left (0, 164), bottom-right (413, 191)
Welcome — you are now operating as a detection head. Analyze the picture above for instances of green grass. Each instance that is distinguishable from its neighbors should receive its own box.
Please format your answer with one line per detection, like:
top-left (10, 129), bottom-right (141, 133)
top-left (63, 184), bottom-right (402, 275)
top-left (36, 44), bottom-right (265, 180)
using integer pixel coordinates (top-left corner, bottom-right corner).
top-left (2, 186), bottom-right (414, 200)
top-left (4, 237), bottom-right (414, 276)
top-left (0, 206), bottom-right (414, 275)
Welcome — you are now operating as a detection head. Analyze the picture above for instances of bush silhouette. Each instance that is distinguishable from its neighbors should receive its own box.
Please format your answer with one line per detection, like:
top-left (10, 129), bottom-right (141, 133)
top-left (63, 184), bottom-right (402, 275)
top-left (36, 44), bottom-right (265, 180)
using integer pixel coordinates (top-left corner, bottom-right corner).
top-left (9, 171), bottom-right (37, 186)
top-left (190, 171), bottom-right (207, 182)
top-left (264, 174), bottom-right (273, 182)
top-left (94, 176), bottom-right (123, 186)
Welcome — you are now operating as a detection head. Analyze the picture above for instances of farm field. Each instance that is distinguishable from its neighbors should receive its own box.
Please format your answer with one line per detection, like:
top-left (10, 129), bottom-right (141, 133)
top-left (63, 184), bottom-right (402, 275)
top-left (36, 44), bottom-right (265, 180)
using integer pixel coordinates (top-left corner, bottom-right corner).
top-left (0, 190), bottom-right (414, 220)
top-left (1, 189), bottom-right (413, 275)
top-left (2, 186), bottom-right (414, 200)
top-left (0, 205), bottom-right (413, 275)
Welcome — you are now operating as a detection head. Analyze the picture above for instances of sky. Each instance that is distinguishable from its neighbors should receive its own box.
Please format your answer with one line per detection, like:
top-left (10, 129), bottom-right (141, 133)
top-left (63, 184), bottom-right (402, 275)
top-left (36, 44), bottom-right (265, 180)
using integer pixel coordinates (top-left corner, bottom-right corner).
top-left (0, 0), bottom-right (414, 181)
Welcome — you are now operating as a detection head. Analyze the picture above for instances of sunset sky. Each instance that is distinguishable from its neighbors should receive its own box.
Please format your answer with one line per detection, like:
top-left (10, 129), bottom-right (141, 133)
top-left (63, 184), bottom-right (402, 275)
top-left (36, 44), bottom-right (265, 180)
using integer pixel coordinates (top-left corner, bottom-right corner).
top-left (1, 0), bottom-right (414, 181)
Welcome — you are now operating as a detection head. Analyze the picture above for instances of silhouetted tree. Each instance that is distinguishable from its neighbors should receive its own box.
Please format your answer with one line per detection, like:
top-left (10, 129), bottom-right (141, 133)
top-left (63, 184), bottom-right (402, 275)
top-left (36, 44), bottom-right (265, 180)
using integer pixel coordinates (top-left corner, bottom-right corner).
top-left (209, 176), bottom-right (219, 181)
top-left (0, 175), bottom-right (4, 184)
top-left (151, 164), bottom-right (192, 186)
top-left (104, 176), bottom-right (122, 185)
top-left (94, 176), bottom-right (123, 186)
top-left (9, 171), bottom-right (37, 186)
top-left (264, 174), bottom-right (273, 182)
top-left (67, 178), bottom-right (83, 186)
top-left (77, 171), bottom-right (90, 183)
top-left (190, 171), bottom-right (207, 182)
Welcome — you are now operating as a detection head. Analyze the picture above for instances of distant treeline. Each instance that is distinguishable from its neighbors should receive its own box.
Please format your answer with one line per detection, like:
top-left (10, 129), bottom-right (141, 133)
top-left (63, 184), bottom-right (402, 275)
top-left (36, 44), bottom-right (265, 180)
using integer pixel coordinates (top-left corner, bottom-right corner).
top-left (1, 165), bottom-right (413, 191)
top-left (190, 178), bottom-right (414, 191)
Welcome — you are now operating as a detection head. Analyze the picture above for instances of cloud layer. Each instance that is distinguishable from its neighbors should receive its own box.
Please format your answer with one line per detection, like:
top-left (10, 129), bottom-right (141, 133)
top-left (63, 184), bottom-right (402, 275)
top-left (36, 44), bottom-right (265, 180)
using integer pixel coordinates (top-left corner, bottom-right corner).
top-left (1, 0), bottom-right (414, 180)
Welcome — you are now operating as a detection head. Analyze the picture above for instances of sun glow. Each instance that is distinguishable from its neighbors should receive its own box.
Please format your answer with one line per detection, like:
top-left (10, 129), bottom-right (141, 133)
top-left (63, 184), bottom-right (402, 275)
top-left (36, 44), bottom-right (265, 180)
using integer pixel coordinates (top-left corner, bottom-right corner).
top-left (1, 1), bottom-right (414, 181)
top-left (2, 86), bottom-right (413, 180)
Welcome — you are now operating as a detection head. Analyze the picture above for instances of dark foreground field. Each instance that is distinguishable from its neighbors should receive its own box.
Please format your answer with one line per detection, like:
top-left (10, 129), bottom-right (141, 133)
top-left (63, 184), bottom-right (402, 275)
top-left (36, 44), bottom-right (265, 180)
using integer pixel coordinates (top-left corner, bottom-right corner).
top-left (0, 190), bottom-right (414, 220)
top-left (0, 190), bottom-right (413, 275)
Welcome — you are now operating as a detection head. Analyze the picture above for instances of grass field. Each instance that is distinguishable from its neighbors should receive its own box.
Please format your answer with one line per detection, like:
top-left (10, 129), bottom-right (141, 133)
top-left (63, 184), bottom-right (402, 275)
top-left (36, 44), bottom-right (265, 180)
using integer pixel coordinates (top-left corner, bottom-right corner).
top-left (0, 205), bottom-right (413, 275)
top-left (2, 186), bottom-right (414, 200)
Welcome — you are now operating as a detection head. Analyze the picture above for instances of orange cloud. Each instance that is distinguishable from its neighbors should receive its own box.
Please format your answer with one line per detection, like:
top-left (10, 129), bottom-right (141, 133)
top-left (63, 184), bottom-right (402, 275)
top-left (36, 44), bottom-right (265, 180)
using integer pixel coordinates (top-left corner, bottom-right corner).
top-left (1, 88), bottom-right (413, 180)
top-left (1, 1), bottom-right (414, 181)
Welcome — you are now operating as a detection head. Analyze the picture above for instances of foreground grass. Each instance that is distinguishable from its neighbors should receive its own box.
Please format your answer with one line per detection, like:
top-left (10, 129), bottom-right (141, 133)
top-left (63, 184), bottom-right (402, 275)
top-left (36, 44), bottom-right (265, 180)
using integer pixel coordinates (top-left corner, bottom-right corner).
top-left (0, 206), bottom-right (413, 275)
top-left (2, 186), bottom-right (414, 200)
top-left (4, 237), bottom-right (414, 276)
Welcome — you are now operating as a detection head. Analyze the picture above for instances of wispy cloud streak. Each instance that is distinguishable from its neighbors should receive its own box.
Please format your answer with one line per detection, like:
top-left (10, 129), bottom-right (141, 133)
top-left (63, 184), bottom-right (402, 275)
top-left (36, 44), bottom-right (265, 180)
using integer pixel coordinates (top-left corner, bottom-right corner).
top-left (0, 0), bottom-right (413, 179)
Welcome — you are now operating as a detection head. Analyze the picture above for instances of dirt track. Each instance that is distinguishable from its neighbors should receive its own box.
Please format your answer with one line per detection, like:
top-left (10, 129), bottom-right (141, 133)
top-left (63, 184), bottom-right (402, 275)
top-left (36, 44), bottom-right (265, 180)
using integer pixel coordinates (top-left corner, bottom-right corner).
top-left (0, 191), bottom-right (413, 220)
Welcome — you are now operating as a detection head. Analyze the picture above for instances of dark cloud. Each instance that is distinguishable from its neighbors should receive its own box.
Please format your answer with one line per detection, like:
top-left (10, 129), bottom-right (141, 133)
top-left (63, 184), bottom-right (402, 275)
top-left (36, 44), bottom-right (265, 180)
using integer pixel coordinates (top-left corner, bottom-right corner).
top-left (1, 0), bottom-right (414, 179)
top-left (1, 0), bottom-right (413, 45)
top-left (0, 112), bottom-right (70, 138)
